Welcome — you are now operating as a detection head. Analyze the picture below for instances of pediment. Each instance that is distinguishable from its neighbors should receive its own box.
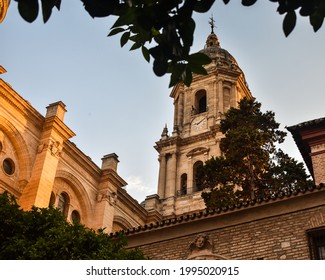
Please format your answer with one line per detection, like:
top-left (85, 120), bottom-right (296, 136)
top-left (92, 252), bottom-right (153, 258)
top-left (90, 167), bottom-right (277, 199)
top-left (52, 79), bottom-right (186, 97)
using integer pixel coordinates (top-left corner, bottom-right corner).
top-left (186, 147), bottom-right (209, 157)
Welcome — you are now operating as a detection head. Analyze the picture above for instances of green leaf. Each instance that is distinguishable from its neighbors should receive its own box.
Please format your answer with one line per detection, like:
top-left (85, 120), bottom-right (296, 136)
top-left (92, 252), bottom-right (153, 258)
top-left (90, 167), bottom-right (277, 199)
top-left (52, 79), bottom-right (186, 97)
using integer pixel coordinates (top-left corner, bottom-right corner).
top-left (153, 59), bottom-right (168, 77)
top-left (283, 10), bottom-right (297, 37)
top-left (129, 41), bottom-right (142, 51)
top-left (310, 12), bottom-right (324, 32)
top-left (189, 64), bottom-right (208, 75)
top-left (18, 0), bottom-right (39, 23)
top-left (241, 0), bottom-right (257, 6)
top-left (111, 7), bottom-right (136, 28)
top-left (120, 31), bottom-right (130, 47)
top-left (107, 27), bottom-right (125, 37)
top-left (81, 0), bottom-right (118, 18)
top-left (41, 0), bottom-right (61, 23)
top-left (193, 0), bottom-right (215, 13)
top-left (142, 46), bottom-right (150, 63)
top-left (188, 52), bottom-right (212, 65)
top-left (183, 67), bottom-right (193, 87)
top-left (169, 64), bottom-right (186, 87)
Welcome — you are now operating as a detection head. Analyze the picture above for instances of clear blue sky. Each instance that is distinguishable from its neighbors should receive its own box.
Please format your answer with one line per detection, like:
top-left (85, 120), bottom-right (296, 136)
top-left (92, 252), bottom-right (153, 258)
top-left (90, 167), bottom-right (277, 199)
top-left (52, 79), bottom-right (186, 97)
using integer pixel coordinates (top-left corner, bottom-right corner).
top-left (1, 1), bottom-right (325, 202)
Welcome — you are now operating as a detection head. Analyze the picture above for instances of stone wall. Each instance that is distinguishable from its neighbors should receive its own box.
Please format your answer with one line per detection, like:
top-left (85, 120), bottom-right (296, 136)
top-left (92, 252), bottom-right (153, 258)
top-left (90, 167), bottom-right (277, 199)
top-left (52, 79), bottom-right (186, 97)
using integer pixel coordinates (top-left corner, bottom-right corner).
top-left (127, 188), bottom-right (325, 260)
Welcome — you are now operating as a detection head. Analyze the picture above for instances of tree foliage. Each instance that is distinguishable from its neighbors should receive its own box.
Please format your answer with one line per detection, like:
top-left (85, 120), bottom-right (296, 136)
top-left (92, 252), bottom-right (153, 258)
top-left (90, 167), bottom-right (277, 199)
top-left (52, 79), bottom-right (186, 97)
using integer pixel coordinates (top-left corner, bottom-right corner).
top-left (0, 192), bottom-right (145, 260)
top-left (198, 98), bottom-right (313, 209)
top-left (12, 0), bottom-right (325, 87)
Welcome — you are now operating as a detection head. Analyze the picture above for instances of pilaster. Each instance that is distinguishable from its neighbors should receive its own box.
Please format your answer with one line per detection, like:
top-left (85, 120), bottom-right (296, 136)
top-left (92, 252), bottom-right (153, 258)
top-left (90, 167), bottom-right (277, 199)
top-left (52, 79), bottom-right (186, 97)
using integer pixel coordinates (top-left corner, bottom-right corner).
top-left (19, 102), bottom-right (75, 210)
top-left (93, 153), bottom-right (126, 232)
top-left (157, 153), bottom-right (167, 198)
top-left (165, 152), bottom-right (177, 198)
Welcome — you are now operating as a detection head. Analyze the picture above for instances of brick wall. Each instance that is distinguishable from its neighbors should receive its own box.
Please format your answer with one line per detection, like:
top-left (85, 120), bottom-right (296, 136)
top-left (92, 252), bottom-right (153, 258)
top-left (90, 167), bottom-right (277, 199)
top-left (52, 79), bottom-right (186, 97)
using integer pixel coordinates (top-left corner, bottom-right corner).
top-left (312, 152), bottom-right (325, 185)
top-left (129, 198), bottom-right (325, 260)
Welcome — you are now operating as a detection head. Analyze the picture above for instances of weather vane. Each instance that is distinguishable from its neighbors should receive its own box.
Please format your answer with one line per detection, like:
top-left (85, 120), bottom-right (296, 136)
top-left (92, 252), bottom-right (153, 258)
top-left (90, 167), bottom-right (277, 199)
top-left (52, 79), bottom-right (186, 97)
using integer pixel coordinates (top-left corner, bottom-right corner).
top-left (208, 15), bottom-right (216, 33)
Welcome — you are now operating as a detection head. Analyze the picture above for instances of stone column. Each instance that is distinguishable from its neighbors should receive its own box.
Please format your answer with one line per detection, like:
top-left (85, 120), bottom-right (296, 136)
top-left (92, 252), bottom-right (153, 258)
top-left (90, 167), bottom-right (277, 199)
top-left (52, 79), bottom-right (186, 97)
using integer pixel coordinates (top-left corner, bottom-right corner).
top-left (231, 83), bottom-right (237, 108)
top-left (178, 91), bottom-right (184, 130)
top-left (157, 153), bottom-right (167, 198)
top-left (218, 79), bottom-right (223, 114)
top-left (165, 152), bottom-right (177, 198)
top-left (187, 156), bottom-right (194, 193)
top-left (93, 189), bottom-right (117, 233)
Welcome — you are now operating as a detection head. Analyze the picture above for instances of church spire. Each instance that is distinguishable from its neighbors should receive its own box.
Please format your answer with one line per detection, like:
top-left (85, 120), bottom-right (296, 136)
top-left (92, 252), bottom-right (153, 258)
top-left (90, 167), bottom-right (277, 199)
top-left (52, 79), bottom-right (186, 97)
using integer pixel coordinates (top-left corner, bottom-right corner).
top-left (205, 15), bottom-right (220, 48)
top-left (209, 15), bottom-right (216, 34)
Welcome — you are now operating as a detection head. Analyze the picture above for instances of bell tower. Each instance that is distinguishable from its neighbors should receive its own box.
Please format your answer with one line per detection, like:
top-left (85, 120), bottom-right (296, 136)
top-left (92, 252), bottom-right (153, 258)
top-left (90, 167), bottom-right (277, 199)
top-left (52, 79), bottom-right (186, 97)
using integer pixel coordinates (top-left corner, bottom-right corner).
top-left (145, 21), bottom-right (253, 217)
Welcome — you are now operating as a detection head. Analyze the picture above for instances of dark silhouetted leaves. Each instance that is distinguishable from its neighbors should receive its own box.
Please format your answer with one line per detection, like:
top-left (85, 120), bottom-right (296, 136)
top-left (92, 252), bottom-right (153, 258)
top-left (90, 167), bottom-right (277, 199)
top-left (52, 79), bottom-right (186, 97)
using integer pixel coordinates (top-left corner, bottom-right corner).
top-left (283, 10), bottom-right (297, 36)
top-left (107, 27), bottom-right (125, 37)
top-left (17, 0), bottom-right (39, 23)
top-left (142, 46), bottom-right (150, 62)
top-left (13, 0), bottom-right (325, 86)
top-left (241, 0), bottom-right (257, 6)
top-left (194, 0), bottom-right (215, 13)
top-left (81, 0), bottom-right (119, 18)
top-left (310, 11), bottom-right (325, 32)
top-left (41, 0), bottom-right (61, 23)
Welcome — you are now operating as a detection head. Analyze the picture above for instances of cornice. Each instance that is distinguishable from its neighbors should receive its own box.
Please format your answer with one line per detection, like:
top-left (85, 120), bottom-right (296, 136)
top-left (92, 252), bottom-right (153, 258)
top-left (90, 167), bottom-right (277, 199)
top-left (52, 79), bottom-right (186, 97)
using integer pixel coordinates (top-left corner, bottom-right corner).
top-left (43, 115), bottom-right (75, 140)
top-left (0, 79), bottom-right (44, 124)
top-left (117, 188), bottom-right (149, 219)
top-left (100, 168), bottom-right (127, 189)
top-left (155, 129), bottom-right (219, 152)
top-left (61, 141), bottom-right (102, 183)
top-left (117, 184), bottom-right (325, 247)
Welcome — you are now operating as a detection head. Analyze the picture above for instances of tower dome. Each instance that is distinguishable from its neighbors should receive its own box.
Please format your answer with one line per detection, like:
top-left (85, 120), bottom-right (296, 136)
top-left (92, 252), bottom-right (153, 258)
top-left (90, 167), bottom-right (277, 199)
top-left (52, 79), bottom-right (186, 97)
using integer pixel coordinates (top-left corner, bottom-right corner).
top-left (199, 31), bottom-right (239, 71)
top-left (198, 17), bottom-right (240, 72)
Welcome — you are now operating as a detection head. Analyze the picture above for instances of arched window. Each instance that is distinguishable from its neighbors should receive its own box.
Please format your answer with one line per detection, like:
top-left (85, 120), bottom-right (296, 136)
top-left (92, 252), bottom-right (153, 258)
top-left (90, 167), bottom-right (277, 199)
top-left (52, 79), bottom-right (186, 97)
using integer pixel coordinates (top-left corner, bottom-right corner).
top-left (195, 90), bottom-right (207, 114)
top-left (58, 192), bottom-right (69, 217)
top-left (71, 210), bottom-right (81, 223)
top-left (193, 161), bottom-right (204, 191)
top-left (180, 173), bottom-right (188, 195)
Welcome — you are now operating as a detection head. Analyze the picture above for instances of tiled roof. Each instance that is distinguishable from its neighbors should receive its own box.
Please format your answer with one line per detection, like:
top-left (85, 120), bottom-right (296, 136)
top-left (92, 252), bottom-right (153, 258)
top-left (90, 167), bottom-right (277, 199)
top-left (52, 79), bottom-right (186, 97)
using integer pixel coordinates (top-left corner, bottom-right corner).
top-left (287, 117), bottom-right (325, 177)
top-left (110, 183), bottom-right (325, 237)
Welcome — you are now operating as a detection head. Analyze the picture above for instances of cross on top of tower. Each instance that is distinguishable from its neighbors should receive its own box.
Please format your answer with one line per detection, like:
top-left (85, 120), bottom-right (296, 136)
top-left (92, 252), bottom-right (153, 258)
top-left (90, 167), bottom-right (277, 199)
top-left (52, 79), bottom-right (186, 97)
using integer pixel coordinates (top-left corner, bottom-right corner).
top-left (209, 15), bottom-right (216, 34)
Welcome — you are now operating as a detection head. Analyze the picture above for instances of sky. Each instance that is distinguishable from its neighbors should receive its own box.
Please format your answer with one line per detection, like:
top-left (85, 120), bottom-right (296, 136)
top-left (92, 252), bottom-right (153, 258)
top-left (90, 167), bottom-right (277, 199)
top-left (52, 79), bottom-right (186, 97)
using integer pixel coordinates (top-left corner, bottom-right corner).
top-left (1, 1), bottom-right (325, 202)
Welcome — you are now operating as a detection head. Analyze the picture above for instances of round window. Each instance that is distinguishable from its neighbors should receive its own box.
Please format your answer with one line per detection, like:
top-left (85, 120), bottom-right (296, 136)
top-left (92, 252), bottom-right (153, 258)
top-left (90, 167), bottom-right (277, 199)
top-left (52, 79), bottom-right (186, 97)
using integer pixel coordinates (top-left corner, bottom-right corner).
top-left (3, 158), bottom-right (15, 175)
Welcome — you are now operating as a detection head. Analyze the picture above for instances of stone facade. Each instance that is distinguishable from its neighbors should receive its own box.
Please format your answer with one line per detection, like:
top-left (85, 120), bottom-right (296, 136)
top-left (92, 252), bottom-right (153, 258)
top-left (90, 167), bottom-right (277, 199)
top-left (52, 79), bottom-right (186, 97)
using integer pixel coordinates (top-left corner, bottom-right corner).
top-left (0, 70), bottom-right (159, 233)
top-left (1, 26), bottom-right (325, 260)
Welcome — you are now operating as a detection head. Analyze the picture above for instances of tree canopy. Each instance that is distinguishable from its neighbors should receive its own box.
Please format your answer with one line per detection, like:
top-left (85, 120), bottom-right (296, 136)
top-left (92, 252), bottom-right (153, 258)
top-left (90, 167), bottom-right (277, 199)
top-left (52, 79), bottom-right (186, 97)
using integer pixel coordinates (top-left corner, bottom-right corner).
top-left (197, 98), bottom-right (313, 209)
top-left (0, 192), bottom-right (145, 260)
top-left (12, 0), bottom-right (325, 87)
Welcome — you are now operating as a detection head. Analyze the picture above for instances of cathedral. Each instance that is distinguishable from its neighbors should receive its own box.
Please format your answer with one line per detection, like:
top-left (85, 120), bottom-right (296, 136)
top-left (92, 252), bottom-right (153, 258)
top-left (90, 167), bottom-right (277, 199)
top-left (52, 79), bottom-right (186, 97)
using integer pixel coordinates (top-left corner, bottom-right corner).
top-left (1, 3), bottom-right (325, 259)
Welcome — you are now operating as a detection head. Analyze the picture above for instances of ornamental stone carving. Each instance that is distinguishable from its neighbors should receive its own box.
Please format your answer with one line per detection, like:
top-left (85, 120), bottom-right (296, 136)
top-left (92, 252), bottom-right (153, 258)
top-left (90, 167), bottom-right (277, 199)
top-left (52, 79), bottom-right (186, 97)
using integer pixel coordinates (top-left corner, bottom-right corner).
top-left (96, 190), bottom-right (117, 206)
top-left (37, 140), bottom-right (62, 158)
top-left (187, 233), bottom-right (229, 260)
